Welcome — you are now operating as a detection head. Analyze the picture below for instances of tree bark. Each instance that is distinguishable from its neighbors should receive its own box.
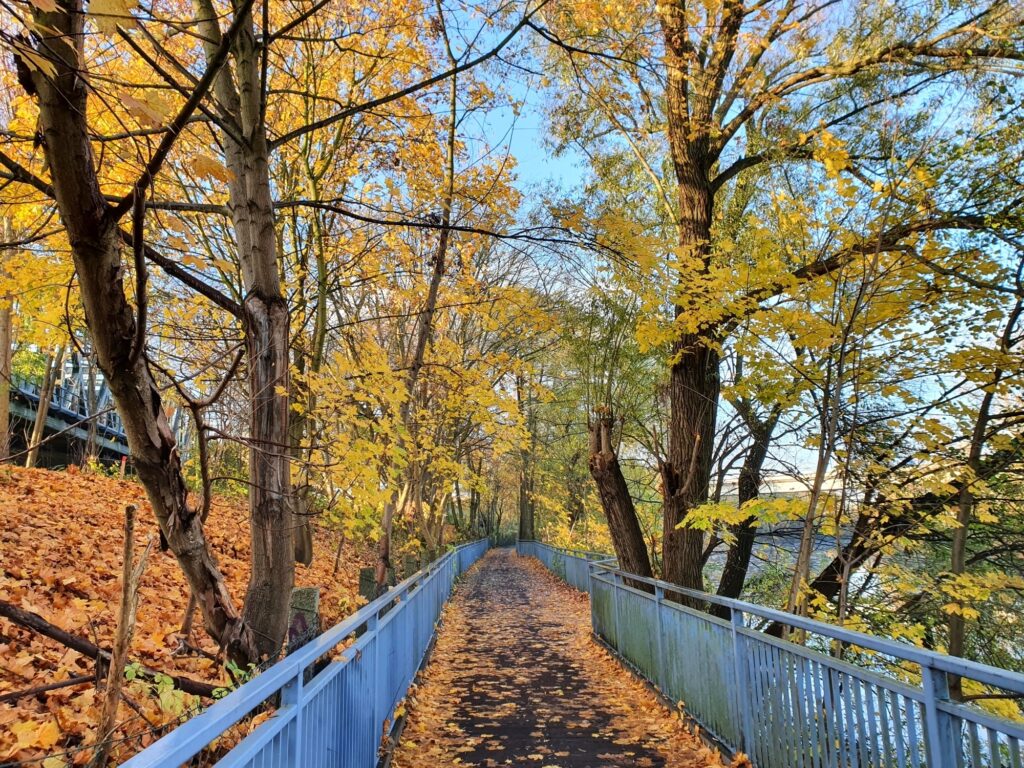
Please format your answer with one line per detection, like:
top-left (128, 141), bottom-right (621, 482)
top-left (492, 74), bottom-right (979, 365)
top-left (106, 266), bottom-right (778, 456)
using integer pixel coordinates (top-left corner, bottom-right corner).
top-left (24, 0), bottom-right (257, 663)
top-left (947, 297), bottom-right (1019, 694)
top-left (488, 495), bottom-right (498, 536)
top-left (193, 0), bottom-right (295, 659)
top-left (240, 294), bottom-right (294, 658)
top-left (661, 337), bottom-right (719, 592)
top-left (0, 225), bottom-right (12, 461)
top-left (716, 413), bottom-right (776, 600)
top-left (567, 449), bottom-right (586, 531)
top-left (656, 2), bottom-right (721, 593)
top-left (0, 675), bottom-right (94, 705)
top-left (0, 599), bottom-right (217, 698)
top-left (469, 472), bottom-right (481, 534)
top-left (517, 373), bottom-right (537, 541)
top-left (83, 352), bottom-right (99, 463)
top-left (588, 414), bottom-right (652, 577)
top-left (518, 460), bottom-right (535, 541)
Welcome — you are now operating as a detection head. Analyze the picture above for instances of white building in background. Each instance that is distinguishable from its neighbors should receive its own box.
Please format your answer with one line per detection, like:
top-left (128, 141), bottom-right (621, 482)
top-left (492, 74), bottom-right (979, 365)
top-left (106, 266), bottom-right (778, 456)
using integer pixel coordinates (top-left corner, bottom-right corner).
top-left (718, 470), bottom-right (846, 504)
top-left (706, 470), bottom-right (852, 582)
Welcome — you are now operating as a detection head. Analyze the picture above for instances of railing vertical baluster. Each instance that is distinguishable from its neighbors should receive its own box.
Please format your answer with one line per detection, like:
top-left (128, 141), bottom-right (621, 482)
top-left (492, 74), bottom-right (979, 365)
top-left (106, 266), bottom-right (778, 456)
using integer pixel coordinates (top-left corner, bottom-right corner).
top-left (922, 664), bottom-right (957, 768)
top-left (281, 665), bottom-right (304, 767)
top-left (367, 609), bottom-right (382, 754)
top-left (651, 585), bottom-right (667, 696)
top-left (730, 608), bottom-right (755, 759)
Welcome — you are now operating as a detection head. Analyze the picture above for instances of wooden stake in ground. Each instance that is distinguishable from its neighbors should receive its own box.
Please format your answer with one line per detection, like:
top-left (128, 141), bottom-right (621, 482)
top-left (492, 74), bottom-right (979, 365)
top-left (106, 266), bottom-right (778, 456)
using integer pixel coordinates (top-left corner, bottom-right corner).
top-left (90, 504), bottom-right (152, 768)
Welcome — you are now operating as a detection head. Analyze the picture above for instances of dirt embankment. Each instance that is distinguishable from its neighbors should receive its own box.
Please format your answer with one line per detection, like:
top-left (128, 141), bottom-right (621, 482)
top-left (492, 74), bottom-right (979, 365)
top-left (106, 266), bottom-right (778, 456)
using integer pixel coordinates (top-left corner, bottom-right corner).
top-left (0, 465), bottom-right (369, 764)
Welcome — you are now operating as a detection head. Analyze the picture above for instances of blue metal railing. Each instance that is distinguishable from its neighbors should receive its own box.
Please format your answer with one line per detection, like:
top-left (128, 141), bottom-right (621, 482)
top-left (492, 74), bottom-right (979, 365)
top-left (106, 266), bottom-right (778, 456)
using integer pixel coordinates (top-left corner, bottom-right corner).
top-left (518, 540), bottom-right (1024, 768)
top-left (519, 540), bottom-right (614, 592)
top-left (125, 538), bottom-right (489, 768)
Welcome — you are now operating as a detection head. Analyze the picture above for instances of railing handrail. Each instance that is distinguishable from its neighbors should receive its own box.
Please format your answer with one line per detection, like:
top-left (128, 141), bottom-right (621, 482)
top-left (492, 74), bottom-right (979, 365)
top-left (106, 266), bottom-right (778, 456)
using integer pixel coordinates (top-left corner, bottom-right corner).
top-left (123, 538), bottom-right (488, 768)
top-left (526, 540), bottom-right (1024, 696)
top-left (522, 538), bottom-right (1024, 768)
top-left (516, 539), bottom-right (612, 561)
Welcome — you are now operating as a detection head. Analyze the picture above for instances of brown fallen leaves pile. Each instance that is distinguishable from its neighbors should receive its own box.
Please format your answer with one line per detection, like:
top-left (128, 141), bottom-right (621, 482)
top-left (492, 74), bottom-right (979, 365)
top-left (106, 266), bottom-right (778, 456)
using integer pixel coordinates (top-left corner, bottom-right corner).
top-left (0, 466), bottom-right (369, 765)
top-left (393, 549), bottom-right (734, 768)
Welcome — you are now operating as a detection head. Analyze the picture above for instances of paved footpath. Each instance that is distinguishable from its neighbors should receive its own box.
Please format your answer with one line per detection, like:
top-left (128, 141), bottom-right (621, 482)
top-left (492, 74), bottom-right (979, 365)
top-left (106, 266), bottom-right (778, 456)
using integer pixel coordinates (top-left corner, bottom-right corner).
top-left (391, 548), bottom-right (725, 768)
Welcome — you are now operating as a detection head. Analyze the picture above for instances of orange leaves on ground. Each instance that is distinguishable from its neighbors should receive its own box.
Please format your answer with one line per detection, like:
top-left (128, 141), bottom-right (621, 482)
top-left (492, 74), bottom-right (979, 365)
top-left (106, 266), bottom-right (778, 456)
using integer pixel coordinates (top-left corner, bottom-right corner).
top-left (393, 550), bottom-right (725, 768)
top-left (0, 466), bottom-right (369, 764)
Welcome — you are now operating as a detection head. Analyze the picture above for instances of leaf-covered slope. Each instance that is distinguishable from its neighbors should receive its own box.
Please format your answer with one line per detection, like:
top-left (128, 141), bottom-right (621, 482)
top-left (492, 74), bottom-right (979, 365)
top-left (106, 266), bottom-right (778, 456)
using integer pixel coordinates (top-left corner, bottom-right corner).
top-left (0, 466), bottom-right (367, 763)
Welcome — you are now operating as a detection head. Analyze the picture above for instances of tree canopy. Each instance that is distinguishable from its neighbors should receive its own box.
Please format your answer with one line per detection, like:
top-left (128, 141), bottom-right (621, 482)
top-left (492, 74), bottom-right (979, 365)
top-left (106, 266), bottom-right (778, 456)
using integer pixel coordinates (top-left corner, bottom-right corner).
top-left (1, 0), bottom-right (1023, 753)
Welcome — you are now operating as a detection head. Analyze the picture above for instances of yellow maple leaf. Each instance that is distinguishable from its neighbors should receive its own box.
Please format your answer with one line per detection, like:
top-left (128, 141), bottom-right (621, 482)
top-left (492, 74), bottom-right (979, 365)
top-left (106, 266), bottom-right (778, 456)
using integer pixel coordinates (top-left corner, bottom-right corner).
top-left (35, 720), bottom-right (61, 749)
top-left (122, 93), bottom-right (170, 128)
top-left (89, 0), bottom-right (137, 34)
top-left (10, 38), bottom-right (57, 79)
top-left (191, 154), bottom-right (235, 183)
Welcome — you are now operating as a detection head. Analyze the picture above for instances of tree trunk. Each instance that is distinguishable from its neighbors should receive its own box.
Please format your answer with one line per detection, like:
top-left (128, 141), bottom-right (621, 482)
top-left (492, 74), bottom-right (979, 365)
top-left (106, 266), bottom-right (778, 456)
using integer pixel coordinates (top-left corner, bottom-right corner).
top-left (518, 472), bottom-right (532, 540)
top-left (469, 478), bottom-right (480, 534)
top-left (240, 293), bottom-right (294, 658)
top-left (0, 306), bottom-right (12, 460)
top-left (567, 449), bottom-right (587, 532)
top-left (657, 4), bottom-right (721, 592)
top-left (84, 352), bottom-right (98, 463)
top-left (588, 414), bottom-right (652, 577)
top-left (375, 503), bottom-right (395, 594)
top-left (374, 482), bottom-right (408, 594)
top-left (486, 495), bottom-right (498, 536)
top-left (662, 337), bottom-right (719, 592)
top-left (193, 0), bottom-right (295, 659)
top-left (23, 0), bottom-right (257, 663)
top-left (453, 477), bottom-right (465, 530)
top-left (947, 297), bottom-right (1018, 694)
top-left (517, 373), bottom-right (536, 541)
top-left (716, 415), bottom-right (776, 600)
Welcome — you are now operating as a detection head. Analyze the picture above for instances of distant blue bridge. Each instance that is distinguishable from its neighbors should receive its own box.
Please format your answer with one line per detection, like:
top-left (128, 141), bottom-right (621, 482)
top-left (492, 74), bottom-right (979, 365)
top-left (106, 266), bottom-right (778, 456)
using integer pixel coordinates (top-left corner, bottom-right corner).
top-left (118, 539), bottom-right (1023, 768)
top-left (9, 353), bottom-right (191, 466)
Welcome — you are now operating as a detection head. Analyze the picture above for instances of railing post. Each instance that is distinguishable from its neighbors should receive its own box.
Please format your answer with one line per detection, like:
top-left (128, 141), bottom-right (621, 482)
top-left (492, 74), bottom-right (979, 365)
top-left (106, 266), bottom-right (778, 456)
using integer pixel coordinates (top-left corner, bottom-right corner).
top-left (589, 561), bottom-right (598, 632)
top-left (730, 608), bottom-right (755, 757)
top-left (654, 585), bottom-right (666, 695)
top-left (922, 663), bottom-right (958, 768)
top-left (612, 571), bottom-right (622, 652)
top-left (367, 611), bottom-right (381, 741)
top-left (281, 666), bottom-right (304, 766)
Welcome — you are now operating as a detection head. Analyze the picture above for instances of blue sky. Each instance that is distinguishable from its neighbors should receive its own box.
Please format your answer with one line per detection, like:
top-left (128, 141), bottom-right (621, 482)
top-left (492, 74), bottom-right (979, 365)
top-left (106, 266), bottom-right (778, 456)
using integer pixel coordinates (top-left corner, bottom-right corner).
top-left (471, 73), bottom-right (585, 194)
